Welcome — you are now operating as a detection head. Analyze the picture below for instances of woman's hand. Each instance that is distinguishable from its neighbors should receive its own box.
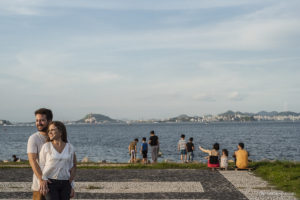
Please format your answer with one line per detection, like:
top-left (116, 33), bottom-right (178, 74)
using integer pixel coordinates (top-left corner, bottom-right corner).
top-left (39, 179), bottom-right (51, 196)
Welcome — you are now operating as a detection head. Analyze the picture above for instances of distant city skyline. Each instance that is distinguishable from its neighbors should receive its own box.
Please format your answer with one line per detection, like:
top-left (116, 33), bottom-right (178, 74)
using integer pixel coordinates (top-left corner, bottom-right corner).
top-left (1, 0), bottom-right (300, 122)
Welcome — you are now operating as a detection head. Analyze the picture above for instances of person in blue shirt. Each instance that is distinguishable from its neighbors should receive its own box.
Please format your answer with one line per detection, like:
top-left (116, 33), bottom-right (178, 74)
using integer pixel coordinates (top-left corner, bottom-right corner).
top-left (140, 137), bottom-right (148, 164)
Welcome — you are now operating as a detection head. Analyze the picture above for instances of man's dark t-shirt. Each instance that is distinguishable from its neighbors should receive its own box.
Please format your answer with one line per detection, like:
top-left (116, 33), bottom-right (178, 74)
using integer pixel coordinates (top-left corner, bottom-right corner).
top-left (149, 135), bottom-right (158, 146)
top-left (186, 142), bottom-right (194, 152)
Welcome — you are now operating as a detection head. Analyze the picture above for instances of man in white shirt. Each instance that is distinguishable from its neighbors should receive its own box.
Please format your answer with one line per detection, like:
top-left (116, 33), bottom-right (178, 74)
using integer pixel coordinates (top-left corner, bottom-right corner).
top-left (27, 108), bottom-right (53, 200)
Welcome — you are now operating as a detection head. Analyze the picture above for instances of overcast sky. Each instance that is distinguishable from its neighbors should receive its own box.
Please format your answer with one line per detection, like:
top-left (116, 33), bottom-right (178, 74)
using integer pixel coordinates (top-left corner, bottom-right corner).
top-left (1, 0), bottom-right (300, 122)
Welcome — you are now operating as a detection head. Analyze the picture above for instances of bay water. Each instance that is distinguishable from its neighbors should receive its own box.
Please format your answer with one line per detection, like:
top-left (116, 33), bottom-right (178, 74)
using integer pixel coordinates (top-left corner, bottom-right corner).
top-left (0, 121), bottom-right (299, 163)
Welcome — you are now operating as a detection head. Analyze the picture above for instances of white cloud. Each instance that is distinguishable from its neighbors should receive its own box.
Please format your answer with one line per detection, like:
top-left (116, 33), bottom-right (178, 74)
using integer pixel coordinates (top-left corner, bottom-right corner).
top-left (0, 0), bottom-right (269, 15)
top-left (0, 0), bottom-right (43, 15)
top-left (228, 91), bottom-right (245, 101)
top-left (193, 93), bottom-right (217, 102)
top-left (70, 14), bottom-right (300, 52)
top-left (3, 51), bottom-right (122, 93)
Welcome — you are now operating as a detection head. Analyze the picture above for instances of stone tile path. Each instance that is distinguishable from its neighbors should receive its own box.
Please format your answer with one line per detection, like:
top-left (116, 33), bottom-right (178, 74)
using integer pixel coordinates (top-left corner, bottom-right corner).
top-left (0, 168), bottom-right (262, 200)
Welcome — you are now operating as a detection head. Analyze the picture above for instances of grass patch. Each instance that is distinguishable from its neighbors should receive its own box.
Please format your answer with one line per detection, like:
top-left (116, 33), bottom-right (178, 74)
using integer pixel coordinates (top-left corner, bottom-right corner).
top-left (0, 161), bottom-right (30, 168)
top-left (86, 185), bottom-right (104, 190)
top-left (250, 161), bottom-right (300, 198)
top-left (78, 162), bottom-right (207, 169)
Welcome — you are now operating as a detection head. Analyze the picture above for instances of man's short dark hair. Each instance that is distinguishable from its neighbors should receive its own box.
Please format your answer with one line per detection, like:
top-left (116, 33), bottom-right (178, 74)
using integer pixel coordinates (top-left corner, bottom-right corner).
top-left (181, 134), bottom-right (185, 138)
top-left (239, 142), bottom-right (244, 149)
top-left (35, 108), bottom-right (53, 121)
top-left (142, 137), bottom-right (146, 141)
top-left (189, 137), bottom-right (193, 142)
top-left (150, 130), bottom-right (155, 135)
top-left (134, 138), bottom-right (139, 142)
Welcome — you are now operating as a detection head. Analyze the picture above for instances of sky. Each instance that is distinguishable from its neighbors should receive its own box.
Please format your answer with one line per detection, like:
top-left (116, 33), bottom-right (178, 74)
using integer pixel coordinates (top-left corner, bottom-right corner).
top-left (1, 0), bottom-right (300, 122)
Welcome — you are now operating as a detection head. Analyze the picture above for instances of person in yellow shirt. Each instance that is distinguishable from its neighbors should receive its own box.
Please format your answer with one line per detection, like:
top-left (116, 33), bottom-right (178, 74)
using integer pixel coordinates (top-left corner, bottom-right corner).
top-left (233, 143), bottom-right (249, 169)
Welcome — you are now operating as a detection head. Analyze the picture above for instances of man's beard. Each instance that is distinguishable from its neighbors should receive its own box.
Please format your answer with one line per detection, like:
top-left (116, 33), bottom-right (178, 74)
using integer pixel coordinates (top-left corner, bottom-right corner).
top-left (37, 125), bottom-right (48, 132)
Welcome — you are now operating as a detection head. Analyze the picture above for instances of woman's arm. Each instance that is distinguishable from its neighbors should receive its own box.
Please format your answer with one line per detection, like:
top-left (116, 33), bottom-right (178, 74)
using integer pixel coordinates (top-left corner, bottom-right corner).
top-left (199, 146), bottom-right (211, 154)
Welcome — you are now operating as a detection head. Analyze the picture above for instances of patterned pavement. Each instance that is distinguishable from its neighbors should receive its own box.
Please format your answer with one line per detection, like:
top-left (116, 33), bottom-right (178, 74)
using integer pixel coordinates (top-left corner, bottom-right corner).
top-left (0, 168), bottom-right (248, 200)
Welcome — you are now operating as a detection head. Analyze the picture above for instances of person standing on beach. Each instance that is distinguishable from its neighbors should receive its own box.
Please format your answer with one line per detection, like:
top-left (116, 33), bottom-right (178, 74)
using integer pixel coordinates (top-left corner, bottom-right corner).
top-left (27, 108), bottom-right (53, 200)
top-left (178, 134), bottom-right (187, 163)
top-left (140, 137), bottom-right (148, 164)
top-left (148, 130), bottom-right (159, 164)
top-left (27, 108), bottom-right (75, 199)
top-left (128, 138), bottom-right (139, 163)
top-left (186, 137), bottom-right (195, 162)
top-left (39, 121), bottom-right (77, 200)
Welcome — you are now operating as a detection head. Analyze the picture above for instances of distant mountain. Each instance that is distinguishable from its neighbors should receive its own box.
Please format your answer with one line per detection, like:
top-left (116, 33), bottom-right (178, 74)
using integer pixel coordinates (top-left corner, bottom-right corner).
top-left (219, 110), bottom-right (300, 117)
top-left (167, 114), bottom-right (192, 122)
top-left (77, 113), bottom-right (123, 124)
top-left (0, 120), bottom-right (12, 125)
top-left (218, 110), bottom-right (254, 116)
top-left (257, 111), bottom-right (278, 116)
top-left (277, 111), bottom-right (300, 116)
top-left (219, 110), bottom-right (236, 116)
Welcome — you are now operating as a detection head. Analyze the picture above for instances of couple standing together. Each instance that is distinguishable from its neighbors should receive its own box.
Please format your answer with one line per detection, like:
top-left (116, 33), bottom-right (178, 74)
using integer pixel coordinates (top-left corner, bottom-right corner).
top-left (27, 108), bottom-right (77, 200)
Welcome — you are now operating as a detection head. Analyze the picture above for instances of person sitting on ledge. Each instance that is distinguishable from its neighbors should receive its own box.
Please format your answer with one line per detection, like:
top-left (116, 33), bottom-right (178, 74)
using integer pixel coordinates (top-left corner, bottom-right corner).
top-left (233, 142), bottom-right (249, 169)
top-left (199, 143), bottom-right (220, 169)
top-left (12, 155), bottom-right (19, 162)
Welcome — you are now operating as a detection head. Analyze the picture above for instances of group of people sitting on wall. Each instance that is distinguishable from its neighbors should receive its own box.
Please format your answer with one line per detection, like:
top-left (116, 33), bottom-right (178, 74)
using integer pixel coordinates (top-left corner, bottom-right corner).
top-left (177, 134), bottom-right (249, 170)
top-left (199, 142), bottom-right (249, 170)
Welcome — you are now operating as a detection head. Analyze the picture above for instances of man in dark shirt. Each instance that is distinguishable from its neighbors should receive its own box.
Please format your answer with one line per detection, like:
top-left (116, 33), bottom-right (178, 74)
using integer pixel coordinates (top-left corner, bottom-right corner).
top-left (148, 130), bottom-right (159, 164)
top-left (186, 137), bottom-right (195, 162)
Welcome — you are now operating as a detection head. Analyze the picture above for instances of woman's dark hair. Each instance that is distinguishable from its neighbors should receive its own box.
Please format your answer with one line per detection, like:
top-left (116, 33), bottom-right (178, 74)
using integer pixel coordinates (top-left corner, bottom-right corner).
top-left (47, 121), bottom-right (68, 143)
top-left (213, 143), bottom-right (219, 151)
top-left (239, 142), bottom-right (244, 149)
top-left (142, 137), bottom-right (146, 141)
top-left (150, 130), bottom-right (155, 135)
top-left (222, 149), bottom-right (228, 157)
top-left (181, 134), bottom-right (185, 138)
top-left (134, 138), bottom-right (139, 142)
top-left (35, 108), bottom-right (53, 121)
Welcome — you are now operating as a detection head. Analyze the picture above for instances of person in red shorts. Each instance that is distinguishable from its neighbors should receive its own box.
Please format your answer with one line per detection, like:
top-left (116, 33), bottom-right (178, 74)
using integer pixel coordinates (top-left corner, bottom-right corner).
top-left (199, 143), bottom-right (220, 169)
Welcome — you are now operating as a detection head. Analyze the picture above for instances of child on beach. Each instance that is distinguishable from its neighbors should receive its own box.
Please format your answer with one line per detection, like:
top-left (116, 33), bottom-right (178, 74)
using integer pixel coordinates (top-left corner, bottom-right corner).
top-left (128, 138), bottom-right (139, 163)
top-left (140, 137), bottom-right (148, 164)
top-left (178, 134), bottom-right (187, 163)
top-left (186, 137), bottom-right (194, 162)
top-left (220, 149), bottom-right (228, 170)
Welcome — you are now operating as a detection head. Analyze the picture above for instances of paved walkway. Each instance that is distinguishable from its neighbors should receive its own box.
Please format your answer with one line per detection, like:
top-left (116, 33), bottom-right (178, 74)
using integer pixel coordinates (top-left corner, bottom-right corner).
top-left (0, 168), bottom-right (296, 200)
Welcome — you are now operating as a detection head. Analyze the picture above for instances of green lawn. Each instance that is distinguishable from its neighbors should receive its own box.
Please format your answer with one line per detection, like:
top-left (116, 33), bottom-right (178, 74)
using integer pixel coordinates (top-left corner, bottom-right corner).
top-left (250, 161), bottom-right (300, 199)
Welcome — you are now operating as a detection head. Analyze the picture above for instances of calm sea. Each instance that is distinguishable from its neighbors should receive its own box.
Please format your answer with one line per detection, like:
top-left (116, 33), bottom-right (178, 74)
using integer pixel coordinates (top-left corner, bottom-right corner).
top-left (0, 121), bottom-right (299, 163)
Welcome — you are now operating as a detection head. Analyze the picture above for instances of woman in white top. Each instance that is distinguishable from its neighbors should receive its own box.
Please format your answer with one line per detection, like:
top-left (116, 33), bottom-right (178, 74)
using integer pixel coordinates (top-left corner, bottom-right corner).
top-left (39, 121), bottom-right (76, 200)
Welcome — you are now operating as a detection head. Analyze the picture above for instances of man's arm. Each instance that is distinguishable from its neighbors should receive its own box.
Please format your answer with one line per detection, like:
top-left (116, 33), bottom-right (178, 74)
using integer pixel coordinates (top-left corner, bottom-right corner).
top-left (28, 153), bottom-right (49, 194)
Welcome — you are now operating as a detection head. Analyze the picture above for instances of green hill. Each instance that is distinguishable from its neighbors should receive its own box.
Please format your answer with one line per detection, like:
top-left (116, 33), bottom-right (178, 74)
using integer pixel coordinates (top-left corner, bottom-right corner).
top-left (77, 113), bottom-right (122, 124)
